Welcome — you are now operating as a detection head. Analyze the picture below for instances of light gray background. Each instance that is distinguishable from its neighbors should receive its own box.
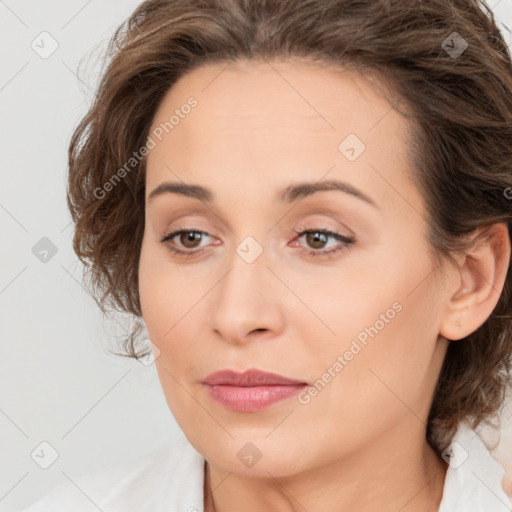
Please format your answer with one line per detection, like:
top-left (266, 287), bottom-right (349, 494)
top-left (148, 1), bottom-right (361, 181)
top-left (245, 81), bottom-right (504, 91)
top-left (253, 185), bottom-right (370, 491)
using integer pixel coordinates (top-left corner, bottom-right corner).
top-left (1, 1), bottom-right (512, 510)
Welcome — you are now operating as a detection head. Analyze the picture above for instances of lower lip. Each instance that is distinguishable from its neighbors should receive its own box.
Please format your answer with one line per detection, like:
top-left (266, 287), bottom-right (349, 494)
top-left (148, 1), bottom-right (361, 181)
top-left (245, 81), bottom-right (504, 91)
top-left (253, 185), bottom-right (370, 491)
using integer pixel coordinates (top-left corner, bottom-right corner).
top-left (204, 384), bottom-right (307, 412)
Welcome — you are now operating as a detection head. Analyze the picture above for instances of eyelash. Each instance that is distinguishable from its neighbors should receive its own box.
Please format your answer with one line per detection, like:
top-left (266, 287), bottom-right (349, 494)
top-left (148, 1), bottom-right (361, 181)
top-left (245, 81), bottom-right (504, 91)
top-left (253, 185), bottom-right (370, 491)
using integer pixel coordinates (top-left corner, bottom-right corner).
top-left (160, 227), bottom-right (354, 260)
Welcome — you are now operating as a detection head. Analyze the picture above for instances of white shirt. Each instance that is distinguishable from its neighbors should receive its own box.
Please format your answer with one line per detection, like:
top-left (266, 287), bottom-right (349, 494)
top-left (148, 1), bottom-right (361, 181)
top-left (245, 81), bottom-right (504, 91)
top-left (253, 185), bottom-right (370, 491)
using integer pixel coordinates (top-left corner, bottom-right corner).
top-left (18, 421), bottom-right (511, 512)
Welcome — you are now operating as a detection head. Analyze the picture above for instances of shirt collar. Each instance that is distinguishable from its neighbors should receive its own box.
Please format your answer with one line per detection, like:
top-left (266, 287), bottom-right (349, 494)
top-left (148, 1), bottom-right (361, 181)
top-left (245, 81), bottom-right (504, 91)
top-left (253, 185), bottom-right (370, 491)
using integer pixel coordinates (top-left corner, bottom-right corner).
top-left (438, 420), bottom-right (511, 511)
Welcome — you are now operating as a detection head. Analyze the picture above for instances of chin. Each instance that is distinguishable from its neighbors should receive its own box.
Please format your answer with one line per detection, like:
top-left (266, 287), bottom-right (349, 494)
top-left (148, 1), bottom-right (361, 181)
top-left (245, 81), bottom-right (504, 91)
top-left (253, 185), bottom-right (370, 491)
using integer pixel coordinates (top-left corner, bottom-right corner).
top-left (191, 433), bottom-right (316, 479)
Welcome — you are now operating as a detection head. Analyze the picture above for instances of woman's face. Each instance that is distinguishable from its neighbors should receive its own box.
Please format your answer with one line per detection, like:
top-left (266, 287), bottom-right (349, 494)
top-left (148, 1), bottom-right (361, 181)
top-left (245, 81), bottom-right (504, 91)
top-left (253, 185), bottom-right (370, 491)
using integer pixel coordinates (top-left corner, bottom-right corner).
top-left (139, 59), bottom-right (451, 477)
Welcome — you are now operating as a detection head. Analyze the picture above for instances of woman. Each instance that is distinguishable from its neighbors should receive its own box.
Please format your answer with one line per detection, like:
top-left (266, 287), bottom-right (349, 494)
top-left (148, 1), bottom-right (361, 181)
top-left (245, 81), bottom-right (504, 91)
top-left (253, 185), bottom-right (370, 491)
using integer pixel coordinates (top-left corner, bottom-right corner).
top-left (22, 0), bottom-right (512, 510)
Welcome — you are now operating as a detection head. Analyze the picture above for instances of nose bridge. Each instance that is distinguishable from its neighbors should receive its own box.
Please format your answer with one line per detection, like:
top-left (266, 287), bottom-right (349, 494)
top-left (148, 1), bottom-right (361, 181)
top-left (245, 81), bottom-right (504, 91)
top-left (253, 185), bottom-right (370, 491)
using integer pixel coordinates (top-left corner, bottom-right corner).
top-left (216, 235), bottom-right (268, 316)
top-left (208, 232), bottom-right (282, 343)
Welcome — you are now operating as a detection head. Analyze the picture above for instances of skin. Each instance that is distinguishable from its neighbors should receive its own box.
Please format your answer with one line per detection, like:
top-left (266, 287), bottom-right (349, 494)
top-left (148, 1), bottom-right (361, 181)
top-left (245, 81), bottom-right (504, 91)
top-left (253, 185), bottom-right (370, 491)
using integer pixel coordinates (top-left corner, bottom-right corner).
top-left (138, 58), bottom-right (511, 512)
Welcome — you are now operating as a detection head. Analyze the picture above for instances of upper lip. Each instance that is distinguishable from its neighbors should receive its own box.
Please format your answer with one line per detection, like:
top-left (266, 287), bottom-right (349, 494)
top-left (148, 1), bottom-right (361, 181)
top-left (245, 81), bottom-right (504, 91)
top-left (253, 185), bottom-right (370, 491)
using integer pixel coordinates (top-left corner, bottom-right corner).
top-left (203, 369), bottom-right (307, 387)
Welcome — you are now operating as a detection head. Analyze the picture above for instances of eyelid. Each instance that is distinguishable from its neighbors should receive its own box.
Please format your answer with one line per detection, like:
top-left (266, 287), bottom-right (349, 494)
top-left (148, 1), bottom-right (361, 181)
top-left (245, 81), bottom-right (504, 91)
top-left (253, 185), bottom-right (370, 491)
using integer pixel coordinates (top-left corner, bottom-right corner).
top-left (153, 207), bottom-right (230, 238)
top-left (160, 227), bottom-right (213, 245)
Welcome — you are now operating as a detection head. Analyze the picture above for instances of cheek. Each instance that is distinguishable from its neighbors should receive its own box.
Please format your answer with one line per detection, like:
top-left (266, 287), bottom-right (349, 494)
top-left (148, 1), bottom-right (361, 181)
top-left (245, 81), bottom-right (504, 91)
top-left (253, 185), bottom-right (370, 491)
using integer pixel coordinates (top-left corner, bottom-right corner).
top-left (297, 248), bottom-right (442, 412)
top-left (139, 251), bottom-right (202, 424)
top-left (138, 241), bottom-right (211, 407)
top-left (302, 276), bottom-right (443, 432)
top-left (138, 238), bottom-right (200, 339)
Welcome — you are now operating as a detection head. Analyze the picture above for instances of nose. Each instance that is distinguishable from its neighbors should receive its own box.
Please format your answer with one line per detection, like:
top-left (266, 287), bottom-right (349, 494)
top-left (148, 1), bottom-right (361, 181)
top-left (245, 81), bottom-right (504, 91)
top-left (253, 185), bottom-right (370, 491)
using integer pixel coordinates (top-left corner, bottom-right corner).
top-left (208, 244), bottom-right (285, 346)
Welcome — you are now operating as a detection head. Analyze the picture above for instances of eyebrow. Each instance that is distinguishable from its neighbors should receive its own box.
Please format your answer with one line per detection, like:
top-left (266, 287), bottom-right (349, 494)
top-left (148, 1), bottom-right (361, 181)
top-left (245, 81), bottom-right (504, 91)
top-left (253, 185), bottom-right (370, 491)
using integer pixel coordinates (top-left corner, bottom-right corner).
top-left (147, 179), bottom-right (378, 208)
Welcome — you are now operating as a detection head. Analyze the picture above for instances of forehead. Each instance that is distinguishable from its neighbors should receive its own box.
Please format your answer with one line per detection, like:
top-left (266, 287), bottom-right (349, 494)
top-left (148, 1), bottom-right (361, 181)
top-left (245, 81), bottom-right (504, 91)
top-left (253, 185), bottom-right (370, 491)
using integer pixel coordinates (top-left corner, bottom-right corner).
top-left (149, 58), bottom-right (404, 134)
top-left (145, 58), bottom-right (418, 211)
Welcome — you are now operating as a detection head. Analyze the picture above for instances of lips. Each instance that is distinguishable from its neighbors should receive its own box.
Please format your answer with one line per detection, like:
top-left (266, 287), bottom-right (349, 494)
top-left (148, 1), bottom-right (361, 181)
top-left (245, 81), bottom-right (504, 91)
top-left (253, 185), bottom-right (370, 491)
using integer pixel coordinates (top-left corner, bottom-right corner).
top-left (202, 369), bottom-right (306, 387)
top-left (202, 369), bottom-right (308, 412)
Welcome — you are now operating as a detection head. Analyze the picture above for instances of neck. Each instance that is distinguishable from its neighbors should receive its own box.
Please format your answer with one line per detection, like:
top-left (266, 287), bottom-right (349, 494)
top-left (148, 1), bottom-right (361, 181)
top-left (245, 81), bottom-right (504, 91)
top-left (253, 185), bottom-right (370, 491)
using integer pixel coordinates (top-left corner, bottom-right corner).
top-left (203, 424), bottom-right (449, 512)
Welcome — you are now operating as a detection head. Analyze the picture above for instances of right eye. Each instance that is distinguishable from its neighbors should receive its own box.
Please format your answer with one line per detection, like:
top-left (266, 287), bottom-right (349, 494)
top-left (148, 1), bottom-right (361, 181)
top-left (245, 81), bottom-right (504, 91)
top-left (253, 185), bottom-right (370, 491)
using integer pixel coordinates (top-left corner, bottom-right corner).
top-left (160, 228), bottom-right (214, 256)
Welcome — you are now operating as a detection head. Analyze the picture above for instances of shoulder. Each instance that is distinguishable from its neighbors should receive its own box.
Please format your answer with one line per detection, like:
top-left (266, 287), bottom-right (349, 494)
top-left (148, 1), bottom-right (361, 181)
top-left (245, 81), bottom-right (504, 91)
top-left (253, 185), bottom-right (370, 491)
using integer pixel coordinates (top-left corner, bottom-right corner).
top-left (18, 434), bottom-right (205, 512)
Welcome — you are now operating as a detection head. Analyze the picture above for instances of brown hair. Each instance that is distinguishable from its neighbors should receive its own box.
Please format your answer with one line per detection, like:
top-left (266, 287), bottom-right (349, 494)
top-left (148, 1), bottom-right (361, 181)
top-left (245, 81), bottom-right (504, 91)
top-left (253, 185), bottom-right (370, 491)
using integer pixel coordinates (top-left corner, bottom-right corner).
top-left (67, 0), bottom-right (512, 454)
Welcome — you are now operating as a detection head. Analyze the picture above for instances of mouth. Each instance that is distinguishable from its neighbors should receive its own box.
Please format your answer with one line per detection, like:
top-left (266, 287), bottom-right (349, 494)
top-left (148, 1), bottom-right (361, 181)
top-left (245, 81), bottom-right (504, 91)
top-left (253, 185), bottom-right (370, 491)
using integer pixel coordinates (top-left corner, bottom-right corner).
top-left (202, 369), bottom-right (308, 412)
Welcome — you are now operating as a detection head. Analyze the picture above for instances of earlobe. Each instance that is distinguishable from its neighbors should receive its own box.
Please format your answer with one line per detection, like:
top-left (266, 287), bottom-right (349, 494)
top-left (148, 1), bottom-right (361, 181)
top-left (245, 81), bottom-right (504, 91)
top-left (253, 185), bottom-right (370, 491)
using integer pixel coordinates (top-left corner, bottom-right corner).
top-left (439, 222), bottom-right (511, 341)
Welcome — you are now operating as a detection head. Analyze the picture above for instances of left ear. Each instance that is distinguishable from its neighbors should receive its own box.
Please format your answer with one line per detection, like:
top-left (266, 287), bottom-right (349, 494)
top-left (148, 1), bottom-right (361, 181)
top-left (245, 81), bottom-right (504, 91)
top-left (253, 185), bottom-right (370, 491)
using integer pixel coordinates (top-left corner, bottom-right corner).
top-left (439, 222), bottom-right (511, 341)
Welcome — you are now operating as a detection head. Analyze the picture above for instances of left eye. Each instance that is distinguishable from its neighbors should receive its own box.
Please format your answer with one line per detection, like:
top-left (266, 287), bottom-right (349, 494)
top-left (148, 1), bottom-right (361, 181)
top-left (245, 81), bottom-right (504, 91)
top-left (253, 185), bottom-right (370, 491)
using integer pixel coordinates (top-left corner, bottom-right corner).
top-left (292, 229), bottom-right (354, 259)
top-left (294, 229), bottom-right (349, 250)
